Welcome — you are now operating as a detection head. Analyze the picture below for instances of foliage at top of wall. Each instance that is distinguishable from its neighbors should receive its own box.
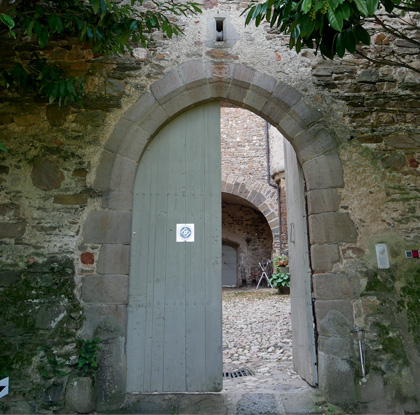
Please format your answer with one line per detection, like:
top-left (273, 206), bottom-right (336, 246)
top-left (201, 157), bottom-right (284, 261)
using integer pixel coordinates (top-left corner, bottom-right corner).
top-left (0, 0), bottom-right (201, 107)
top-left (244, 0), bottom-right (420, 74)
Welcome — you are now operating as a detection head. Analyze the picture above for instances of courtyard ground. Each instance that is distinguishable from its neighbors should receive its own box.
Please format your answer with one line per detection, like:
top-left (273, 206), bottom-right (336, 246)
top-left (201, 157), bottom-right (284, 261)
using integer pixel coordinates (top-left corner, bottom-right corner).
top-left (118, 288), bottom-right (340, 414)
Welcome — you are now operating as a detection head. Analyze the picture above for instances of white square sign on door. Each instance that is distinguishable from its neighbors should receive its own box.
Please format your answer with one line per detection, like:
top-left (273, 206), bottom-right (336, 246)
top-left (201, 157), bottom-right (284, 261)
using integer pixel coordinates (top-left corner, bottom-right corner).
top-left (176, 224), bottom-right (195, 242)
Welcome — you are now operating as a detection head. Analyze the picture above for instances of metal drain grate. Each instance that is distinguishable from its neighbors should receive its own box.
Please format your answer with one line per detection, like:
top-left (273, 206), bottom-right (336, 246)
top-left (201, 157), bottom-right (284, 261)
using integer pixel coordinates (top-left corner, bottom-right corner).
top-left (223, 369), bottom-right (254, 378)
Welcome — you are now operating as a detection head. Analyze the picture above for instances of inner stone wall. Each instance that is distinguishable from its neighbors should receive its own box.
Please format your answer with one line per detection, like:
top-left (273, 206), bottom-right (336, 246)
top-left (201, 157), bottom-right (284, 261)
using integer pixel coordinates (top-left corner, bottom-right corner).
top-left (222, 200), bottom-right (273, 286)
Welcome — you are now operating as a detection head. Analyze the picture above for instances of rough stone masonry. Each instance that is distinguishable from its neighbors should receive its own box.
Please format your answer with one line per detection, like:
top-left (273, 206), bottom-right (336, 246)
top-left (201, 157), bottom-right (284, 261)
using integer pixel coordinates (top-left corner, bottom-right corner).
top-left (0, 0), bottom-right (419, 413)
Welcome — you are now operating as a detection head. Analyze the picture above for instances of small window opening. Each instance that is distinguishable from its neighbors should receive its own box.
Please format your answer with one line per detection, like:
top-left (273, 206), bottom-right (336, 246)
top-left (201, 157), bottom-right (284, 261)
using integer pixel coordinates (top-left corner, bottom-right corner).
top-left (215, 17), bottom-right (225, 42)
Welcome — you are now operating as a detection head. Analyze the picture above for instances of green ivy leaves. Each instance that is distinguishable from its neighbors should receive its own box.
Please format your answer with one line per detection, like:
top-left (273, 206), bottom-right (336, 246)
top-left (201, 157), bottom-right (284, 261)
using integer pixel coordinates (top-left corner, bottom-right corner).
top-left (242, 0), bottom-right (401, 61)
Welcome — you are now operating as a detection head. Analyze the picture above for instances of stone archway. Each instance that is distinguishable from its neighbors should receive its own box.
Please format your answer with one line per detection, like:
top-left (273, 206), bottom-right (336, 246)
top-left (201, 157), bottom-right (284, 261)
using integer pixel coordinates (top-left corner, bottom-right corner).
top-left (81, 60), bottom-right (358, 408)
top-left (221, 174), bottom-right (279, 248)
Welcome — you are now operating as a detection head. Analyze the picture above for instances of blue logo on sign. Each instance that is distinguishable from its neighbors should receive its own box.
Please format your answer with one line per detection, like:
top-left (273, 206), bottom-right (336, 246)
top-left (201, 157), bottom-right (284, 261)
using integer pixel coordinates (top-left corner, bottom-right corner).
top-left (180, 226), bottom-right (192, 240)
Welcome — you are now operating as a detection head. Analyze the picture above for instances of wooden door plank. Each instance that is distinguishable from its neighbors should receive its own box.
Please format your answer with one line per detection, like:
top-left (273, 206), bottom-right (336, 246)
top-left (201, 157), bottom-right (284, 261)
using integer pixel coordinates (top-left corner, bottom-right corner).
top-left (163, 113), bottom-right (187, 392)
top-left (126, 147), bottom-right (153, 392)
top-left (149, 128), bottom-right (170, 392)
top-left (143, 139), bottom-right (162, 392)
top-left (185, 105), bottom-right (207, 391)
top-left (203, 103), bottom-right (223, 391)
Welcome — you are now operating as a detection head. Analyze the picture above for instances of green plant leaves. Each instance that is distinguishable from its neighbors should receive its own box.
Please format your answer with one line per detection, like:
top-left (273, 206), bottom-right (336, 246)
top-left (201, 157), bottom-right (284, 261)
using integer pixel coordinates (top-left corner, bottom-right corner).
top-left (327, 5), bottom-right (343, 31)
top-left (302, 0), bottom-right (313, 13)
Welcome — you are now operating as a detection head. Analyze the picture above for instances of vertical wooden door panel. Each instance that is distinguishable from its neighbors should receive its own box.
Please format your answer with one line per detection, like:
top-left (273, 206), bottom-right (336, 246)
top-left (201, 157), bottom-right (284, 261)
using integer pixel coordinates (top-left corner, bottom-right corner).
top-left (126, 103), bottom-right (222, 393)
top-left (284, 139), bottom-right (318, 387)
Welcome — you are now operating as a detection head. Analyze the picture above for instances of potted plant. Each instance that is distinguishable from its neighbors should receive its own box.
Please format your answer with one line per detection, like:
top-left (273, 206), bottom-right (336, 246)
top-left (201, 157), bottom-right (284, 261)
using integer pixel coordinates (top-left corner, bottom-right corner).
top-left (269, 255), bottom-right (290, 294)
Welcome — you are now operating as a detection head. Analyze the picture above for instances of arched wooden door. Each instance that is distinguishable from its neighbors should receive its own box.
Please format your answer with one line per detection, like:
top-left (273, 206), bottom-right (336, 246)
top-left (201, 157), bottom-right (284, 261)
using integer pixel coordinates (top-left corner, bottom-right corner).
top-left (126, 103), bottom-right (222, 393)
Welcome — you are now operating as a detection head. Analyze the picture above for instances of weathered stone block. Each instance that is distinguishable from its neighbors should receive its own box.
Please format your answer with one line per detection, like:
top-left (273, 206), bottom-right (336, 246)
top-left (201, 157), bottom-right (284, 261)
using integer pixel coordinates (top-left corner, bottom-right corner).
top-left (358, 70), bottom-right (379, 83)
top-left (65, 376), bottom-right (96, 414)
top-left (261, 99), bottom-right (289, 127)
top-left (243, 89), bottom-right (268, 114)
top-left (97, 244), bottom-right (130, 275)
top-left (278, 112), bottom-right (303, 140)
top-left (315, 303), bottom-right (354, 337)
top-left (272, 81), bottom-right (302, 109)
top-left (307, 188), bottom-right (340, 214)
top-left (311, 244), bottom-right (339, 272)
top-left (290, 99), bottom-right (323, 129)
top-left (31, 157), bottom-right (64, 191)
top-left (101, 190), bottom-right (133, 210)
top-left (318, 352), bottom-right (357, 405)
top-left (308, 212), bottom-right (358, 244)
top-left (359, 372), bottom-right (385, 403)
top-left (292, 127), bottom-right (337, 163)
top-left (83, 210), bottom-right (131, 244)
top-left (81, 275), bottom-right (129, 304)
top-left (179, 60), bottom-right (206, 88)
top-left (93, 150), bottom-right (115, 191)
top-left (82, 304), bottom-right (127, 337)
top-left (160, 90), bottom-right (193, 118)
top-left (313, 273), bottom-right (360, 300)
top-left (384, 134), bottom-right (420, 149)
top-left (95, 317), bottom-right (126, 411)
top-left (104, 116), bottom-right (149, 162)
top-left (109, 155), bottom-right (137, 191)
top-left (81, 252), bottom-right (95, 265)
top-left (318, 335), bottom-right (353, 359)
top-left (232, 65), bottom-right (255, 88)
top-left (53, 194), bottom-right (88, 205)
top-left (302, 152), bottom-right (344, 190)
top-left (251, 72), bottom-right (276, 96)
top-left (0, 222), bottom-right (27, 238)
top-left (150, 69), bottom-right (185, 102)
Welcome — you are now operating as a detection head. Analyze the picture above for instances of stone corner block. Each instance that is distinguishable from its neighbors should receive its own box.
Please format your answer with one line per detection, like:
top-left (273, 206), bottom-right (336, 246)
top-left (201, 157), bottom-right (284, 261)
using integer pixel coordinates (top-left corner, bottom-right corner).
top-left (315, 301), bottom-right (354, 337)
top-left (97, 244), bottom-right (130, 275)
top-left (307, 188), bottom-right (340, 215)
top-left (312, 272), bottom-right (360, 300)
top-left (302, 151), bottom-right (344, 190)
top-left (83, 210), bottom-right (131, 244)
top-left (308, 212), bottom-right (358, 244)
top-left (311, 244), bottom-right (340, 272)
top-left (81, 275), bottom-right (129, 304)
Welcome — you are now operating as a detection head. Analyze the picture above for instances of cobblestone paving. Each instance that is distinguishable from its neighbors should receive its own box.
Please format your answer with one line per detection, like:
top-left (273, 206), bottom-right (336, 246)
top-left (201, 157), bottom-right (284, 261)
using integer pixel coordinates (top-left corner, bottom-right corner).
top-left (221, 288), bottom-right (314, 396)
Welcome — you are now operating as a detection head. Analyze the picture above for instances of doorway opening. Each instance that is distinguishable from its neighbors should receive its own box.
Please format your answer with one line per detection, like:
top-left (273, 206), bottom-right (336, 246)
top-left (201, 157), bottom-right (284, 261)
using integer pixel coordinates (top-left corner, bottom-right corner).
top-left (220, 105), bottom-right (313, 393)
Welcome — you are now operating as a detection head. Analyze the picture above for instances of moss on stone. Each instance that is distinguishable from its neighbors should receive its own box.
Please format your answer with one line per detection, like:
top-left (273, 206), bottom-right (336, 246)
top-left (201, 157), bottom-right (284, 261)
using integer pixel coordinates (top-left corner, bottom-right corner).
top-left (0, 256), bottom-right (83, 410)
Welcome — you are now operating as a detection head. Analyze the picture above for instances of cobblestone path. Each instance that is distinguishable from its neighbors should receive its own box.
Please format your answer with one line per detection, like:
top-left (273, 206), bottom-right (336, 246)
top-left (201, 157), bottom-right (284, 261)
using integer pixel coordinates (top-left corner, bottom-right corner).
top-left (222, 288), bottom-right (313, 396)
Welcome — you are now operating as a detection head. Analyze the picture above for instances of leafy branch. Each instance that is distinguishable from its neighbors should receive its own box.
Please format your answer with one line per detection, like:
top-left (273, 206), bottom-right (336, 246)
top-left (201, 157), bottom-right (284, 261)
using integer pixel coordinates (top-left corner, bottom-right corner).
top-left (243, 0), bottom-right (420, 73)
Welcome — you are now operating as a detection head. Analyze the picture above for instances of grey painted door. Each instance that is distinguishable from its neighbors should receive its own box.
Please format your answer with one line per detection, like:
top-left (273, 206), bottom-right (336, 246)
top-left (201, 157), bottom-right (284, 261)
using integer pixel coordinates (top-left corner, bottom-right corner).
top-left (126, 103), bottom-right (222, 393)
top-left (222, 245), bottom-right (237, 286)
top-left (284, 139), bottom-right (318, 386)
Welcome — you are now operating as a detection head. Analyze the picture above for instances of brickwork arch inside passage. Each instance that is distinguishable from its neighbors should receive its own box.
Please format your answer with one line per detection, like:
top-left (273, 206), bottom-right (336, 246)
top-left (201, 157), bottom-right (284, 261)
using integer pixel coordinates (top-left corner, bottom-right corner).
top-left (81, 60), bottom-right (360, 407)
top-left (221, 173), bottom-right (280, 251)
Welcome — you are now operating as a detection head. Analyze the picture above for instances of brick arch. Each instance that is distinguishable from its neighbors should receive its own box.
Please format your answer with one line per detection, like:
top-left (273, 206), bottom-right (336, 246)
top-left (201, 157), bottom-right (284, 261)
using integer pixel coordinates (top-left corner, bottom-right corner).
top-left (221, 173), bottom-right (279, 239)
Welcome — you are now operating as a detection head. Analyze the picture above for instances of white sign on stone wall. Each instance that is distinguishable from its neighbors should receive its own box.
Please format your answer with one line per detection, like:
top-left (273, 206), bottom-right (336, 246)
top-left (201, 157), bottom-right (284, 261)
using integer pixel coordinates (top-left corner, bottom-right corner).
top-left (176, 224), bottom-right (195, 242)
top-left (0, 377), bottom-right (9, 398)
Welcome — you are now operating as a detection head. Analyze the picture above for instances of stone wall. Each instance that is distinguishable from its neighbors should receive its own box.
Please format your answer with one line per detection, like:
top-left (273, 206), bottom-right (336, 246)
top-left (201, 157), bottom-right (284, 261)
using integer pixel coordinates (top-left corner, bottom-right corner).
top-left (0, 0), bottom-right (419, 412)
top-left (222, 200), bottom-right (273, 286)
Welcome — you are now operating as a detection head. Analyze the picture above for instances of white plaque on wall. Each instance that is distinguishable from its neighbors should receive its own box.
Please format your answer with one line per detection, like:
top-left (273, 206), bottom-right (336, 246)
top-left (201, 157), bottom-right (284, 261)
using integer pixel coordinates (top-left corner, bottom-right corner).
top-left (176, 224), bottom-right (195, 242)
top-left (375, 243), bottom-right (390, 269)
